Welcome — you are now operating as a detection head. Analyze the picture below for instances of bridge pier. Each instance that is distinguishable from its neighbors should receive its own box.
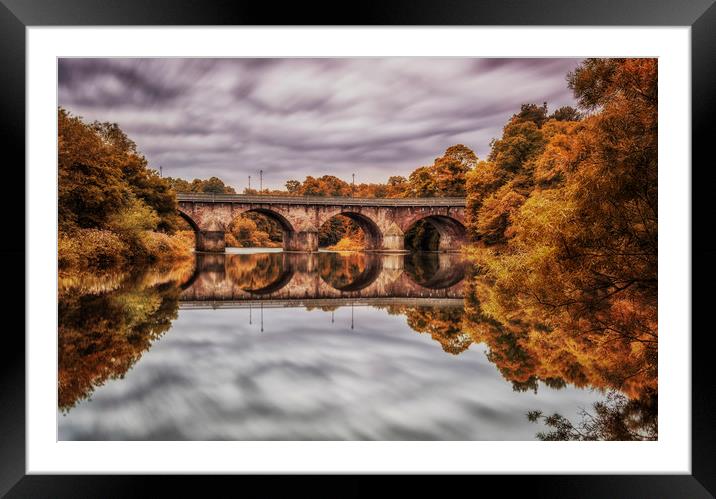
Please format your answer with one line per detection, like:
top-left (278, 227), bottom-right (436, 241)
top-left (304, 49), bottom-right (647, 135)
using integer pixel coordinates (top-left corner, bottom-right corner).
top-left (380, 222), bottom-right (406, 252)
top-left (284, 230), bottom-right (319, 252)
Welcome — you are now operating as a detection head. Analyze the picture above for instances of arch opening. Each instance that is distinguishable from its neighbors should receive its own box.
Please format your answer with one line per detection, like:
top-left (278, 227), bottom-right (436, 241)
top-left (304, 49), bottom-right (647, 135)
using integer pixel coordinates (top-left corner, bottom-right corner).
top-left (318, 212), bottom-right (383, 251)
top-left (404, 215), bottom-right (466, 252)
top-left (226, 209), bottom-right (287, 250)
top-left (227, 252), bottom-right (294, 295)
top-left (318, 252), bottom-right (382, 292)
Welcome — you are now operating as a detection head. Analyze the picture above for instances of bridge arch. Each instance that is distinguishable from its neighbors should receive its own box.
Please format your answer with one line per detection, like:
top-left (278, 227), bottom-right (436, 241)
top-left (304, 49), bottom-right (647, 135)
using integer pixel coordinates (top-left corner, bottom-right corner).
top-left (223, 252), bottom-right (296, 295)
top-left (319, 253), bottom-right (383, 292)
top-left (178, 209), bottom-right (229, 252)
top-left (177, 209), bottom-right (204, 252)
top-left (319, 211), bottom-right (383, 251)
top-left (232, 207), bottom-right (320, 253)
top-left (404, 215), bottom-right (467, 252)
top-left (178, 209), bottom-right (200, 232)
top-left (235, 207), bottom-right (296, 234)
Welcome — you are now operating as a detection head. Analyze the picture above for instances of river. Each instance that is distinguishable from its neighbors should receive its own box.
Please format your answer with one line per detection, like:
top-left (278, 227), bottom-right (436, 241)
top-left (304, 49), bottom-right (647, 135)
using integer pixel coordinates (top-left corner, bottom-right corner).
top-left (57, 249), bottom-right (621, 440)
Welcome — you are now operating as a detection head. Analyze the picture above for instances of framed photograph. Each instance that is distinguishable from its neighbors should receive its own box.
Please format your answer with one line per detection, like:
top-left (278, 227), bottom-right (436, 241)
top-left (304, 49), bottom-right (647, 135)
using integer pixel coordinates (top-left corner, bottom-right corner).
top-left (5, 0), bottom-right (714, 495)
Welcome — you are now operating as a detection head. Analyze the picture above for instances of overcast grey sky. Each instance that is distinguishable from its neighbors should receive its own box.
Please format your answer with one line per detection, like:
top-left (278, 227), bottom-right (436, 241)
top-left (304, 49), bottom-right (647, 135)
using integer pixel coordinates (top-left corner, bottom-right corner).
top-left (58, 58), bottom-right (582, 191)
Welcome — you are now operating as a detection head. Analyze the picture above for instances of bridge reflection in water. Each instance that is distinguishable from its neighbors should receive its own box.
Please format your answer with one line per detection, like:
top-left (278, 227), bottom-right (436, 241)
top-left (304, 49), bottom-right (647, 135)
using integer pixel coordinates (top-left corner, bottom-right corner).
top-left (58, 249), bottom-right (619, 440)
top-left (179, 251), bottom-right (467, 310)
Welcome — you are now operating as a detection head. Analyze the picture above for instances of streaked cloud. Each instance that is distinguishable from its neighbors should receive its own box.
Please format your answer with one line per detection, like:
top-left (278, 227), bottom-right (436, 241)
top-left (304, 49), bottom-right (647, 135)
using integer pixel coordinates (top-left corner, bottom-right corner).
top-left (59, 57), bottom-right (582, 190)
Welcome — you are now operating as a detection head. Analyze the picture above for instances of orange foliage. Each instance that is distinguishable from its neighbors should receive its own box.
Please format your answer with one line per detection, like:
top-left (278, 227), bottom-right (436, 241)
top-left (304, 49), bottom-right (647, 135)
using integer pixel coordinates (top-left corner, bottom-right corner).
top-left (57, 263), bottom-right (195, 411)
top-left (462, 58), bottom-right (658, 401)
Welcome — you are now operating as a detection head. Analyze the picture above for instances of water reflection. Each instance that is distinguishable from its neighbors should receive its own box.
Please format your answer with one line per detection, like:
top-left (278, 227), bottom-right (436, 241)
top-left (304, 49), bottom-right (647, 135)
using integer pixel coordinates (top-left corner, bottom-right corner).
top-left (180, 251), bottom-right (466, 306)
top-left (58, 261), bottom-right (195, 411)
top-left (57, 250), bottom-right (656, 440)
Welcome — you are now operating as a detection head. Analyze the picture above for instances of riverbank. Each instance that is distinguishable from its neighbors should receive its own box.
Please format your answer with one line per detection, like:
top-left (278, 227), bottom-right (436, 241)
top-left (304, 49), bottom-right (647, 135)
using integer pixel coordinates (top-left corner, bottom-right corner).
top-left (58, 228), bottom-right (195, 273)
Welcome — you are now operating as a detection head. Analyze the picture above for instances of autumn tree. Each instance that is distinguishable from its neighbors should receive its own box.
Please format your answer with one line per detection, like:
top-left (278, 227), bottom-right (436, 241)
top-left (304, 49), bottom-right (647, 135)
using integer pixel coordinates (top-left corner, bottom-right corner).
top-left (465, 103), bottom-right (570, 243)
top-left (386, 176), bottom-right (407, 197)
top-left (58, 108), bottom-right (193, 269)
top-left (166, 176), bottom-right (237, 194)
top-left (549, 105), bottom-right (582, 122)
top-left (89, 119), bottom-right (181, 232)
top-left (402, 145), bottom-right (476, 198)
top-left (404, 166), bottom-right (437, 197)
top-left (464, 58), bottom-right (658, 410)
top-left (196, 177), bottom-right (235, 193)
top-left (444, 144), bottom-right (478, 169)
top-left (58, 108), bottom-right (131, 232)
top-left (58, 109), bottom-right (178, 232)
top-left (513, 102), bottom-right (549, 127)
top-left (285, 179), bottom-right (301, 194)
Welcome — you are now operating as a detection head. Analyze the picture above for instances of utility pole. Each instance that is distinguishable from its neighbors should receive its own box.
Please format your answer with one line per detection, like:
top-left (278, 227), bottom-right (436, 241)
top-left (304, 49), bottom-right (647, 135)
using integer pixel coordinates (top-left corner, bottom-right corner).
top-left (352, 173), bottom-right (355, 197)
top-left (248, 175), bottom-right (251, 191)
top-left (259, 169), bottom-right (263, 194)
top-left (159, 166), bottom-right (163, 178)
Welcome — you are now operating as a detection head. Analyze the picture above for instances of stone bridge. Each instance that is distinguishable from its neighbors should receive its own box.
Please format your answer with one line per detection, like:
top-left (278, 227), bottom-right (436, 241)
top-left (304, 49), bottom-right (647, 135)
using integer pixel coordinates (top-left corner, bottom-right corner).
top-left (177, 193), bottom-right (467, 252)
top-left (179, 252), bottom-right (467, 307)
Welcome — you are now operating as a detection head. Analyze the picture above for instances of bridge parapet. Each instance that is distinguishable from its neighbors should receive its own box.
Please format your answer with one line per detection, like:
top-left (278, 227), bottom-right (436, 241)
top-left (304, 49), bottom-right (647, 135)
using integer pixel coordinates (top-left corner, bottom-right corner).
top-left (176, 192), bottom-right (466, 207)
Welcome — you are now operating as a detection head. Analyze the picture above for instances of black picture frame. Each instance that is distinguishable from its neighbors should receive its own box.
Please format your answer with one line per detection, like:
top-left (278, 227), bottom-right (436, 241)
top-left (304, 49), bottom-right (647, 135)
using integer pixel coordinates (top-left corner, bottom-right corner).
top-left (2, 0), bottom-right (713, 496)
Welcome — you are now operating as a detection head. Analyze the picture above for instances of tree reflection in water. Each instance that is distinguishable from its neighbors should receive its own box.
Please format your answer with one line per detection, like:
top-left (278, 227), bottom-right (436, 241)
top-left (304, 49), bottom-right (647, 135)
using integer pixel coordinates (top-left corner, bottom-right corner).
top-left (58, 261), bottom-right (194, 411)
top-left (318, 252), bottom-right (367, 290)
top-left (58, 250), bottom-right (657, 440)
top-left (385, 305), bottom-right (470, 355)
top-left (527, 390), bottom-right (658, 441)
top-left (460, 264), bottom-right (657, 441)
top-left (226, 252), bottom-right (287, 292)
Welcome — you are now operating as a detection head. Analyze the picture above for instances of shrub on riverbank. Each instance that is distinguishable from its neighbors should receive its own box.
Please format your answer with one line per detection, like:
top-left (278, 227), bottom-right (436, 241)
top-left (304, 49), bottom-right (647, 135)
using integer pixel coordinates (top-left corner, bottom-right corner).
top-left (58, 229), bottom-right (129, 270)
top-left (326, 235), bottom-right (364, 251)
top-left (136, 230), bottom-right (195, 262)
top-left (58, 108), bottom-right (191, 273)
top-left (58, 228), bottom-right (194, 273)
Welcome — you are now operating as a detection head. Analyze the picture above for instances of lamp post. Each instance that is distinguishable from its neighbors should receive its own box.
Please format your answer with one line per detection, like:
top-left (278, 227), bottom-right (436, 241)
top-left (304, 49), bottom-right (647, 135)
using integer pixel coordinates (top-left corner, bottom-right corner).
top-left (352, 173), bottom-right (355, 197)
top-left (259, 169), bottom-right (263, 194)
top-left (248, 175), bottom-right (251, 192)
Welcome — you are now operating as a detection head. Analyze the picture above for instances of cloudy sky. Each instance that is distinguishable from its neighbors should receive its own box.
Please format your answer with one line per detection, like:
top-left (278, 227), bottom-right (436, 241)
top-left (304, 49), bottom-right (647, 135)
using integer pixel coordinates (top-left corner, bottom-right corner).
top-left (58, 58), bottom-right (582, 191)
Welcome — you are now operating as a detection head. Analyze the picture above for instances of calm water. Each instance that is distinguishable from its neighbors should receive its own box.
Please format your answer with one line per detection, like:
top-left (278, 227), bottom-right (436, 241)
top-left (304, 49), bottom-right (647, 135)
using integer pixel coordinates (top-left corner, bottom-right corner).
top-left (58, 250), bottom-right (609, 440)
